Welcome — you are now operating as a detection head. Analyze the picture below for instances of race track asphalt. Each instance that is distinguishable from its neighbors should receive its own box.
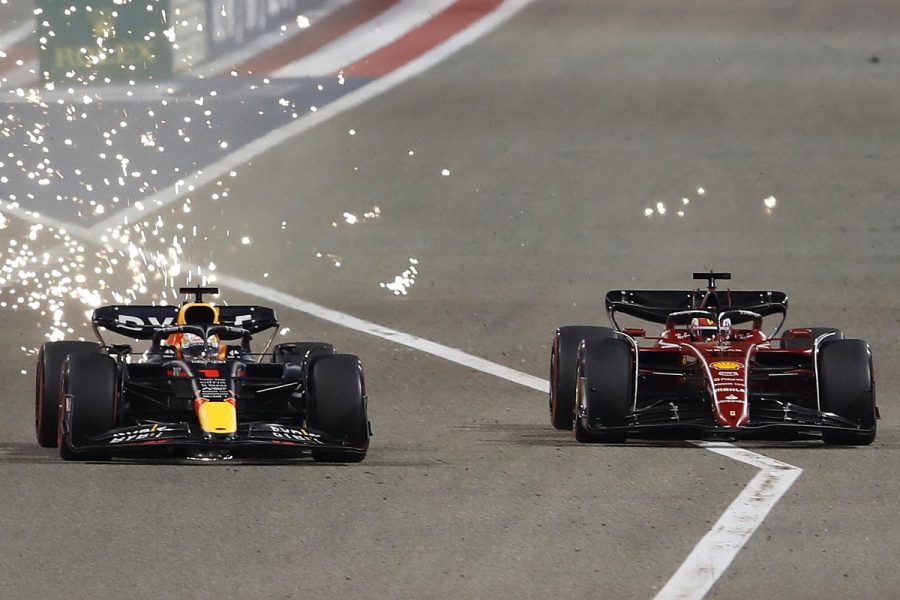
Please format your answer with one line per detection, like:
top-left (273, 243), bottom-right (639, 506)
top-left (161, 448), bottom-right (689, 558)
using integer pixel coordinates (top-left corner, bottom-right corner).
top-left (1, 2), bottom-right (899, 598)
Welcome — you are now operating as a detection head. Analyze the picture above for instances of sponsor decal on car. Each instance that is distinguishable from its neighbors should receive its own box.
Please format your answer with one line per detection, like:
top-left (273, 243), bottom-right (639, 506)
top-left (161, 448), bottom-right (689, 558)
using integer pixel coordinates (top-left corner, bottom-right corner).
top-left (109, 424), bottom-right (176, 444)
top-left (710, 361), bottom-right (742, 370)
top-left (268, 425), bottom-right (323, 444)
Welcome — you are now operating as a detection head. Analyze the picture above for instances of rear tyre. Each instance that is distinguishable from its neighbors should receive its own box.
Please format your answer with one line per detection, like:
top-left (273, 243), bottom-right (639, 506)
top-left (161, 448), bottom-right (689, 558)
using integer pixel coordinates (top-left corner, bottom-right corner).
top-left (59, 354), bottom-right (118, 460)
top-left (574, 338), bottom-right (632, 444)
top-left (307, 354), bottom-right (369, 463)
top-left (819, 339), bottom-right (876, 445)
top-left (35, 341), bottom-right (101, 447)
top-left (550, 326), bottom-right (618, 430)
top-left (782, 327), bottom-right (843, 349)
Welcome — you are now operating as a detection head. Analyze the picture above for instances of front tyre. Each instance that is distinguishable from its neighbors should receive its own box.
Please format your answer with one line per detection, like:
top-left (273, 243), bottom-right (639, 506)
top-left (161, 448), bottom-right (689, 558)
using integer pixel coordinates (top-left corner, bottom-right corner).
top-left (59, 354), bottom-right (118, 460)
top-left (35, 341), bottom-right (101, 447)
top-left (307, 354), bottom-right (369, 463)
top-left (574, 338), bottom-right (633, 444)
top-left (818, 339), bottom-right (876, 445)
top-left (550, 326), bottom-right (618, 430)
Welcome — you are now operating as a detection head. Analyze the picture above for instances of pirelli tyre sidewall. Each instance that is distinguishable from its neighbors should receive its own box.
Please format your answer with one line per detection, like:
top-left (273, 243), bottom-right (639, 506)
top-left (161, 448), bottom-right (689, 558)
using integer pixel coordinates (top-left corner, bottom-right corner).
top-left (574, 337), bottom-right (633, 444)
top-left (818, 339), bottom-right (876, 445)
top-left (59, 353), bottom-right (119, 460)
top-left (307, 354), bottom-right (369, 463)
top-left (35, 341), bottom-right (101, 448)
top-left (550, 326), bottom-right (619, 430)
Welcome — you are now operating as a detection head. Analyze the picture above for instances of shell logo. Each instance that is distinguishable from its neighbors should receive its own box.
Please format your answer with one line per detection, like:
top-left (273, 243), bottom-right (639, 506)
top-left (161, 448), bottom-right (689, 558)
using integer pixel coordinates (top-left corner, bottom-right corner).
top-left (710, 361), bottom-right (742, 370)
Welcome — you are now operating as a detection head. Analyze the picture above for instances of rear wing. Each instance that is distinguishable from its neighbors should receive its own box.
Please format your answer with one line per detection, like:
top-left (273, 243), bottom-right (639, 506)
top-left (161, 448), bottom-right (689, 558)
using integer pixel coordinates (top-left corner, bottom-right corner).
top-left (605, 289), bottom-right (788, 327)
top-left (91, 305), bottom-right (279, 341)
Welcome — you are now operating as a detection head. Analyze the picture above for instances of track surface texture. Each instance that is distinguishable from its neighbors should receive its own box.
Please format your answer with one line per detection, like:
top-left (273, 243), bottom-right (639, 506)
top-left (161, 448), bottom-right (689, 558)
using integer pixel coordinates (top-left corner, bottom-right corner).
top-left (2, 1), bottom-right (900, 599)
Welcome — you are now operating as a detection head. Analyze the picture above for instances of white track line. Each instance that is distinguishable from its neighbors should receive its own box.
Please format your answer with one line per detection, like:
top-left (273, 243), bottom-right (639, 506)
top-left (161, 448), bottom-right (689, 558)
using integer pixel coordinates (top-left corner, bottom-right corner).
top-left (215, 273), bottom-right (547, 392)
top-left (273, 0), bottom-right (458, 78)
top-left (3, 1), bottom-right (801, 597)
top-left (655, 442), bottom-right (802, 599)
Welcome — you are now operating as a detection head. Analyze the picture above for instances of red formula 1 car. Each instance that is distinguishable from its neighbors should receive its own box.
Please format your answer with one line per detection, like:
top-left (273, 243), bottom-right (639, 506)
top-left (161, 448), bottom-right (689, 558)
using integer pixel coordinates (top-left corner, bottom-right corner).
top-left (550, 272), bottom-right (878, 444)
top-left (35, 286), bottom-right (370, 462)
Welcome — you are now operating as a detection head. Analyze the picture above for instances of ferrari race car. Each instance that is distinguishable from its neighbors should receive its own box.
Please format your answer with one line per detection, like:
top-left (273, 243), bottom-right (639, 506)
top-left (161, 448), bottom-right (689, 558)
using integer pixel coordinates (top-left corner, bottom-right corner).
top-left (550, 272), bottom-right (878, 445)
top-left (35, 286), bottom-right (370, 462)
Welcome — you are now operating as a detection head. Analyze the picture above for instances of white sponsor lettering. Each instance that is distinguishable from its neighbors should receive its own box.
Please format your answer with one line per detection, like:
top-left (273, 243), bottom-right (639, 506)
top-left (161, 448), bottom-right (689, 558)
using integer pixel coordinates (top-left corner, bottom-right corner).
top-left (724, 394), bottom-right (739, 400)
top-left (116, 314), bottom-right (175, 330)
top-left (269, 424), bottom-right (321, 443)
top-left (110, 425), bottom-right (173, 444)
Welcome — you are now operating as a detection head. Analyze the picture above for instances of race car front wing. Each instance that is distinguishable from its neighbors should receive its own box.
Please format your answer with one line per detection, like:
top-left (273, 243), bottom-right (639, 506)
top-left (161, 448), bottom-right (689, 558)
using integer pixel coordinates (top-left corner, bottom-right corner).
top-left (64, 420), bottom-right (364, 454)
top-left (579, 396), bottom-right (874, 439)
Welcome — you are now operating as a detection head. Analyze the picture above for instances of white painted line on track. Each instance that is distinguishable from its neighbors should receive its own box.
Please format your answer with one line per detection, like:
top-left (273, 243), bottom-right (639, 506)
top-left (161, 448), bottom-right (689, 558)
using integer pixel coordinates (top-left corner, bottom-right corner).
top-left (273, 0), bottom-right (458, 78)
top-left (654, 442), bottom-right (803, 600)
top-left (214, 273), bottom-right (548, 392)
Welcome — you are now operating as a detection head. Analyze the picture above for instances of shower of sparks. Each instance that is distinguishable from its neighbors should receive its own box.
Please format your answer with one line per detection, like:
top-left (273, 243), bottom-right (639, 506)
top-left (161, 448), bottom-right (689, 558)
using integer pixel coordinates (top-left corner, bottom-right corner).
top-left (332, 206), bottom-right (381, 227)
top-left (380, 258), bottom-right (419, 296)
top-left (313, 251), bottom-right (343, 268)
top-left (0, 2), bottom-right (390, 355)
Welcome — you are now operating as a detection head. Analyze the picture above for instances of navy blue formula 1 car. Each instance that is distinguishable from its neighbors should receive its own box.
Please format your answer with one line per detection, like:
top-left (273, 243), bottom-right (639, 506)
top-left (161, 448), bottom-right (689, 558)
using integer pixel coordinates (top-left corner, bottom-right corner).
top-left (550, 272), bottom-right (878, 445)
top-left (35, 286), bottom-right (370, 462)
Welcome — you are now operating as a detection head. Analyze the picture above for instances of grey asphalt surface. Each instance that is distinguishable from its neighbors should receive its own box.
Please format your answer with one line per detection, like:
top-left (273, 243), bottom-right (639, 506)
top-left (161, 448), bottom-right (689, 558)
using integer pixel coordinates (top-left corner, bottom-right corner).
top-left (1, 1), bottom-right (899, 599)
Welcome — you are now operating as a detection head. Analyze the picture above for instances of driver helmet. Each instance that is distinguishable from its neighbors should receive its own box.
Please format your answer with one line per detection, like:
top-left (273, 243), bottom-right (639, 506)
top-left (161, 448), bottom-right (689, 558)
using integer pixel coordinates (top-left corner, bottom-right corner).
top-left (720, 317), bottom-right (732, 340)
top-left (690, 317), bottom-right (718, 340)
top-left (180, 333), bottom-right (216, 359)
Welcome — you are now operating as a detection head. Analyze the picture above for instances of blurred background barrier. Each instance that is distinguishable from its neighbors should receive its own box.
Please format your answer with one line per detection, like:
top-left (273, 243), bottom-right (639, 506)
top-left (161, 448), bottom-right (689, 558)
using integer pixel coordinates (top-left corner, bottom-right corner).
top-left (34, 0), bottom-right (303, 82)
top-left (36, 0), bottom-right (174, 82)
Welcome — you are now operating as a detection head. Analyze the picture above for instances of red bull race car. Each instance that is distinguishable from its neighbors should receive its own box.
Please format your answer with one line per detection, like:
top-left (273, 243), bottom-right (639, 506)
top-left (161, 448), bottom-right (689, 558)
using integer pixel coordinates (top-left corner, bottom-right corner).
top-left (550, 272), bottom-right (878, 444)
top-left (35, 286), bottom-right (370, 462)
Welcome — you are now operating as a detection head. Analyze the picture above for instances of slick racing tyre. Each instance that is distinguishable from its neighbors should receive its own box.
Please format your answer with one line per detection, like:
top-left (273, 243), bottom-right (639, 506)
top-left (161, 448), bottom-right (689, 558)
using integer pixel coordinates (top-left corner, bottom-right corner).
top-left (818, 339), bottom-right (876, 445)
top-left (782, 327), bottom-right (843, 350)
top-left (550, 326), bottom-right (618, 430)
top-left (59, 354), bottom-right (119, 461)
top-left (35, 341), bottom-right (101, 448)
top-left (307, 354), bottom-right (369, 463)
top-left (574, 338), bottom-right (633, 444)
